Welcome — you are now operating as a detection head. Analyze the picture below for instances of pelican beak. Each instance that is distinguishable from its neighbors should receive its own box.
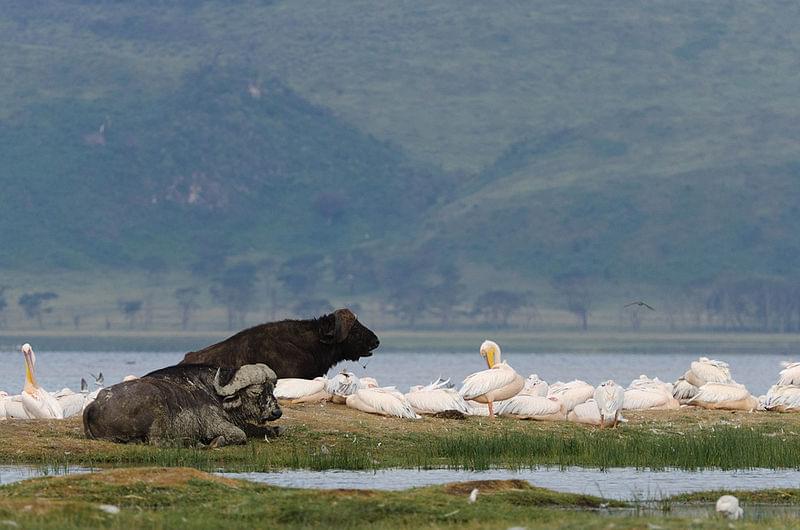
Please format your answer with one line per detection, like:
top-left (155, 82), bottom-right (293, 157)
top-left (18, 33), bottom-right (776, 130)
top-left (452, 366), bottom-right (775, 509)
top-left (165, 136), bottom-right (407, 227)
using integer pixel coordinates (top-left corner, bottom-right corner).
top-left (484, 347), bottom-right (496, 369)
top-left (23, 348), bottom-right (37, 389)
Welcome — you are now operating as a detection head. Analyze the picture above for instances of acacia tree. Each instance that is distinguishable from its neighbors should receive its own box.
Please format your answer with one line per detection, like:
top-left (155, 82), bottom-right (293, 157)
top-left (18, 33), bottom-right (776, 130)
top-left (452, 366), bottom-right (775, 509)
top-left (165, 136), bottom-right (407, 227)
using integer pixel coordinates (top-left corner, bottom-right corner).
top-left (551, 273), bottom-right (593, 331)
top-left (18, 291), bottom-right (58, 328)
top-left (118, 300), bottom-right (144, 329)
top-left (210, 262), bottom-right (258, 329)
top-left (174, 287), bottom-right (201, 330)
top-left (0, 286), bottom-right (8, 328)
top-left (473, 289), bottom-right (527, 327)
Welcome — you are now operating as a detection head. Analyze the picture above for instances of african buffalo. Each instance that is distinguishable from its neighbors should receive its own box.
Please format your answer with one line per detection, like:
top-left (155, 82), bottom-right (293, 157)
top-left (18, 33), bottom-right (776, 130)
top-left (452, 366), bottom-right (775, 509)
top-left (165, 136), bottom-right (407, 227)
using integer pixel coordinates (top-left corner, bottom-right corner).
top-left (179, 308), bottom-right (380, 379)
top-left (83, 364), bottom-right (282, 447)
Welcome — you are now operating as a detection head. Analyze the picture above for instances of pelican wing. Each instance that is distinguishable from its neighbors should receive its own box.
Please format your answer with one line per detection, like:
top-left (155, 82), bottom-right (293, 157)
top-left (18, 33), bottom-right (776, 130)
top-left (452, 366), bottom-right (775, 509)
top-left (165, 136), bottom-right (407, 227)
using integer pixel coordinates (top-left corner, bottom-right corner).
top-left (405, 388), bottom-right (469, 414)
top-left (497, 395), bottom-right (561, 418)
top-left (459, 362), bottom-right (520, 400)
top-left (56, 393), bottom-right (87, 418)
top-left (21, 390), bottom-right (63, 419)
top-left (764, 384), bottom-right (800, 410)
top-left (350, 388), bottom-right (420, 419)
top-left (325, 372), bottom-right (359, 396)
top-left (690, 382), bottom-right (750, 404)
top-left (1, 396), bottom-right (30, 419)
top-left (623, 388), bottom-right (672, 410)
top-left (275, 378), bottom-right (327, 399)
top-left (547, 380), bottom-right (594, 411)
top-left (778, 362), bottom-right (800, 386)
top-left (690, 358), bottom-right (732, 384)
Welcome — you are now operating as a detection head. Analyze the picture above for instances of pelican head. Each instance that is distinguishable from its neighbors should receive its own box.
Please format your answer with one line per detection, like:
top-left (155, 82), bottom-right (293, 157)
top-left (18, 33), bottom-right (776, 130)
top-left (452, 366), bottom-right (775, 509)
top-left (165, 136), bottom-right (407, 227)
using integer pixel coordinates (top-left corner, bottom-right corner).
top-left (21, 343), bottom-right (38, 391)
top-left (480, 340), bottom-right (501, 369)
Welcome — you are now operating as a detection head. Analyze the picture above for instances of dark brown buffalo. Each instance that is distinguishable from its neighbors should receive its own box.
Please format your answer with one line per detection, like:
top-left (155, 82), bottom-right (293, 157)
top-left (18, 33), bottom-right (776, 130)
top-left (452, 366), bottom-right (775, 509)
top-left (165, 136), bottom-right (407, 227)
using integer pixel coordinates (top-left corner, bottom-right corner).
top-left (180, 308), bottom-right (380, 378)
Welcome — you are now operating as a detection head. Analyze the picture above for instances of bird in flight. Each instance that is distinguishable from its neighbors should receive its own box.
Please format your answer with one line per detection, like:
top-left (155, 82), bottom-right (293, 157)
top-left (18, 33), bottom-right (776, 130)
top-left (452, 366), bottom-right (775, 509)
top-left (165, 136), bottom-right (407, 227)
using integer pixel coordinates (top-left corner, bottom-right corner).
top-left (624, 301), bottom-right (655, 311)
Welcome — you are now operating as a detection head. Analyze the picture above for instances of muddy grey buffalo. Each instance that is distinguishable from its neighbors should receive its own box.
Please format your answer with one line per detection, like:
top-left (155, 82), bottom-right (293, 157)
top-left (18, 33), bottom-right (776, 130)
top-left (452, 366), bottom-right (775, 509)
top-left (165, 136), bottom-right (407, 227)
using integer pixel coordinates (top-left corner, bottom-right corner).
top-left (83, 364), bottom-right (282, 447)
top-left (180, 308), bottom-right (380, 379)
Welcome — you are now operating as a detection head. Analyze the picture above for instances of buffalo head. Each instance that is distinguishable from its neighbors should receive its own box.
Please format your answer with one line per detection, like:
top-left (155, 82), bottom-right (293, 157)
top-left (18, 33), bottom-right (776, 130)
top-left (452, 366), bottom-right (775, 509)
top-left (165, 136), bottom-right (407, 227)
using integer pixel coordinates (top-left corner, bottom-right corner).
top-left (214, 363), bottom-right (282, 423)
top-left (318, 308), bottom-right (380, 361)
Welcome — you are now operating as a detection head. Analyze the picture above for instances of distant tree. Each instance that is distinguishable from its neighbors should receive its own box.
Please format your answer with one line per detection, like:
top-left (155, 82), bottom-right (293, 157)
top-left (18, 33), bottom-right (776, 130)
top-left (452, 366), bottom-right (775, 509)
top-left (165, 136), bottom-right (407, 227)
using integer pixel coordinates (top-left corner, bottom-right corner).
top-left (332, 250), bottom-right (379, 295)
top-left (551, 273), bottom-right (593, 331)
top-left (210, 262), bottom-right (258, 329)
top-left (118, 300), bottom-right (143, 329)
top-left (278, 254), bottom-right (325, 298)
top-left (0, 286), bottom-right (9, 328)
top-left (18, 291), bottom-right (58, 328)
top-left (474, 289), bottom-right (527, 327)
top-left (427, 263), bottom-right (466, 327)
top-left (174, 287), bottom-right (201, 330)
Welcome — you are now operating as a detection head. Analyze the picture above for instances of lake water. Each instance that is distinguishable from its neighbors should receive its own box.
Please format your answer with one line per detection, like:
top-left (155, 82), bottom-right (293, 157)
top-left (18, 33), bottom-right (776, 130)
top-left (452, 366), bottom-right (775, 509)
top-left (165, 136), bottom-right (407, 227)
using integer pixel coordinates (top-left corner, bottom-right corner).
top-left (2, 464), bottom-right (800, 502)
top-left (0, 349), bottom-right (792, 397)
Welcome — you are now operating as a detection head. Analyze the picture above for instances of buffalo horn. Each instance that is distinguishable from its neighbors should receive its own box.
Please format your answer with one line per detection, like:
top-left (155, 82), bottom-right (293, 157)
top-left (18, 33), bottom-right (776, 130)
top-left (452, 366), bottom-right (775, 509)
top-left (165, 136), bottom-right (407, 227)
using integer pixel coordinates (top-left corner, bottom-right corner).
top-left (214, 363), bottom-right (277, 396)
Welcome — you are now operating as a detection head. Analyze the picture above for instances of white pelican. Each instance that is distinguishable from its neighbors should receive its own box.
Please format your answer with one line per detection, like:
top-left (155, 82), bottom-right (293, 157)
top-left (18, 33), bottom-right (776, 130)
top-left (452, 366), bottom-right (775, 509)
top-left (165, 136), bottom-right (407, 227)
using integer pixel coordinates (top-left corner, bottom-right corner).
top-left (684, 357), bottom-right (732, 387)
top-left (778, 362), bottom-right (800, 386)
top-left (19, 344), bottom-right (63, 419)
top-left (688, 382), bottom-right (759, 411)
top-left (624, 375), bottom-right (679, 410)
top-left (405, 378), bottom-right (470, 415)
top-left (763, 384), bottom-right (800, 412)
top-left (465, 401), bottom-right (491, 416)
top-left (567, 399), bottom-right (623, 427)
top-left (672, 377), bottom-right (699, 403)
top-left (593, 380), bottom-right (625, 428)
top-left (359, 377), bottom-right (380, 389)
top-left (52, 387), bottom-right (87, 418)
top-left (520, 374), bottom-right (549, 397)
top-left (459, 340), bottom-right (523, 418)
top-left (345, 386), bottom-right (420, 419)
top-left (716, 494), bottom-right (743, 520)
top-left (497, 394), bottom-right (565, 421)
top-left (547, 380), bottom-right (594, 412)
top-left (325, 371), bottom-right (360, 404)
top-left (275, 377), bottom-right (331, 403)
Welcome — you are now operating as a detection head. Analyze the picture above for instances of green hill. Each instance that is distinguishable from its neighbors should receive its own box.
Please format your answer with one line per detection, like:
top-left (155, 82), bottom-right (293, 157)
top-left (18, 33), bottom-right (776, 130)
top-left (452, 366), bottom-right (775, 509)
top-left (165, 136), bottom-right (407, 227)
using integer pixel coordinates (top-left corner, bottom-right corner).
top-left (3, 1), bottom-right (800, 317)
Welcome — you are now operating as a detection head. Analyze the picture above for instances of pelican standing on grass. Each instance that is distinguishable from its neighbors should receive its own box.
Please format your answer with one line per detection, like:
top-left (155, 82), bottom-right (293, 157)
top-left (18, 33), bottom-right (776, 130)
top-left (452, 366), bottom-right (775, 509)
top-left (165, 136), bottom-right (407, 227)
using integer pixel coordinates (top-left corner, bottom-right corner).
top-left (459, 340), bottom-right (523, 419)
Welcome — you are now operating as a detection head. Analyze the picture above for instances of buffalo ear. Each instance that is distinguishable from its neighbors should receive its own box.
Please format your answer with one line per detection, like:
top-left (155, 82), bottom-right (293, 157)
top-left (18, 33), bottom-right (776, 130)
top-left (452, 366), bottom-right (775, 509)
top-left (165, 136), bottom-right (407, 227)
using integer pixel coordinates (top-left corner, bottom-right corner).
top-left (222, 395), bottom-right (242, 410)
top-left (318, 313), bottom-right (337, 344)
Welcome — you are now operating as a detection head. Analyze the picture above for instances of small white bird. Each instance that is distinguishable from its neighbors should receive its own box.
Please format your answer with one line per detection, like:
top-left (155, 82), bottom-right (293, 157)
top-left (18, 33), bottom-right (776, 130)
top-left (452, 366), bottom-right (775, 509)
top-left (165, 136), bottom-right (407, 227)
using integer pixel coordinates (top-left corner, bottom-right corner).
top-left (593, 380), bottom-right (625, 428)
top-left (468, 488), bottom-right (479, 503)
top-left (716, 494), bottom-right (743, 520)
top-left (459, 341), bottom-right (524, 419)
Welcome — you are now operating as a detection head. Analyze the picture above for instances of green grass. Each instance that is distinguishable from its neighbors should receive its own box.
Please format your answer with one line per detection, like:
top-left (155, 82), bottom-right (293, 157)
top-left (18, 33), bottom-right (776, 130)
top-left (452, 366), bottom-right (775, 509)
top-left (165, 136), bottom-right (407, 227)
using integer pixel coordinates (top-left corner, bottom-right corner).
top-left (5, 410), bottom-right (800, 472)
top-left (5, 467), bottom-right (800, 529)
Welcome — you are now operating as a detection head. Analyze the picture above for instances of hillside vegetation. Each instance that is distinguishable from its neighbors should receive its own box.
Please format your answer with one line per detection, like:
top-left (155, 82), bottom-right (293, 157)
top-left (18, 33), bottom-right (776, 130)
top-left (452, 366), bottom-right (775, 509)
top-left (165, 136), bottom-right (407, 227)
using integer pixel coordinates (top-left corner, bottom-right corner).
top-left (2, 1), bottom-right (800, 329)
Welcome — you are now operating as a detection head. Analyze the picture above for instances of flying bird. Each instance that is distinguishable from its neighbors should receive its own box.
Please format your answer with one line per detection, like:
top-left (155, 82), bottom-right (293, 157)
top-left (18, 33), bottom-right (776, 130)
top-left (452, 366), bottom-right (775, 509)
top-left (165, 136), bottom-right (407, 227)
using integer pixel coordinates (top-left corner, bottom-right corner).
top-left (624, 301), bottom-right (655, 311)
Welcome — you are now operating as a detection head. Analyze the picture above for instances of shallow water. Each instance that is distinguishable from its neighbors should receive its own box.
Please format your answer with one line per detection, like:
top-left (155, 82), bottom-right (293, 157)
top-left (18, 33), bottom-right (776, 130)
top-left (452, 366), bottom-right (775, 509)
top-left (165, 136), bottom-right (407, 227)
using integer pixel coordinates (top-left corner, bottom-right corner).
top-left (0, 465), bottom-right (92, 486)
top-left (219, 467), bottom-right (800, 500)
top-left (0, 349), bottom-right (792, 398)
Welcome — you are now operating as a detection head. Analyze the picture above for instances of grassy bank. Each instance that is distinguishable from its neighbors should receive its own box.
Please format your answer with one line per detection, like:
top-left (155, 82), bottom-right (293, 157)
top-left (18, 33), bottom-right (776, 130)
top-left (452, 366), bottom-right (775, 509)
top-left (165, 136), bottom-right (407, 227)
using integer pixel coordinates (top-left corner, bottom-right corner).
top-left (3, 405), bottom-right (800, 471)
top-left (2, 467), bottom-right (800, 529)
